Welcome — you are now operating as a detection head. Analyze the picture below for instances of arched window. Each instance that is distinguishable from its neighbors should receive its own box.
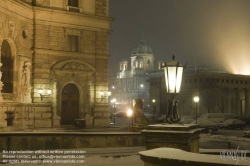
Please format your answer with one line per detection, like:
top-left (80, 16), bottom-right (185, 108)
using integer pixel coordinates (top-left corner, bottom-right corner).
top-left (148, 60), bottom-right (150, 66)
top-left (1, 40), bottom-right (13, 93)
top-left (140, 61), bottom-right (143, 68)
top-left (124, 64), bottom-right (127, 70)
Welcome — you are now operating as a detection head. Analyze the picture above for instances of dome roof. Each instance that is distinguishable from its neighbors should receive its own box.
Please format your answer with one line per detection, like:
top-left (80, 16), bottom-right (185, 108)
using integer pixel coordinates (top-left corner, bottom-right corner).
top-left (135, 55), bottom-right (144, 60)
top-left (131, 39), bottom-right (153, 55)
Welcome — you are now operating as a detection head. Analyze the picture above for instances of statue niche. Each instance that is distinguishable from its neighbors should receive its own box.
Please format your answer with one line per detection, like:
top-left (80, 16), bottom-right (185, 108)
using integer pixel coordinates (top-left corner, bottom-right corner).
top-left (133, 98), bottom-right (149, 125)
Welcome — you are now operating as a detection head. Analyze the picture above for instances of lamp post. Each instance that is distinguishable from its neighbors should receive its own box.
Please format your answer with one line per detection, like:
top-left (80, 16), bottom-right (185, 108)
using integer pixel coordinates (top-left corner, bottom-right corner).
top-left (161, 55), bottom-right (185, 124)
top-left (152, 99), bottom-right (156, 123)
top-left (193, 95), bottom-right (199, 124)
top-left (126, 108), bottom-right (133, 131)
top-left (112, 98), bottom-right (116, 124)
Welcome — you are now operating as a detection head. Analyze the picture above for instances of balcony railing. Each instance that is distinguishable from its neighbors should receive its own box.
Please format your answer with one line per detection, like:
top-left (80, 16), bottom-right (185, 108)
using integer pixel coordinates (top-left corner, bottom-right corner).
top-left (66, 6), bottom-right (82, 13)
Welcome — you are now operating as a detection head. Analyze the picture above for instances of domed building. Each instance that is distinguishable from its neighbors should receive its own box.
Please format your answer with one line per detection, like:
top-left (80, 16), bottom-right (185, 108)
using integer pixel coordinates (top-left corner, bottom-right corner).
top-left (111, 37), bottom-right (158, 113)
top-left (117, 37), bottom-right (155, 78)
top-left (131, 39), bottom-right (154, 71)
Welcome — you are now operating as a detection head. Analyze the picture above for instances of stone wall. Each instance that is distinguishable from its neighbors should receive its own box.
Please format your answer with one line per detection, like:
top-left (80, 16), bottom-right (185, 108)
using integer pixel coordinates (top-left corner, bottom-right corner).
top-left (0, 132), bottom-right (145, 151)
top-left (96, 0), bottom-right (108, 16)
top-left (0, 103), bottom-right (52, 131)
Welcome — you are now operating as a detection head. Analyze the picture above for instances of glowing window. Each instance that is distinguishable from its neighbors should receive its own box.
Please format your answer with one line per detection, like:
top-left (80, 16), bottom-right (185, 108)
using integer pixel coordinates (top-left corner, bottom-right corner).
top-left (1, 40), bottom-right (13, 93)
top-left (140, 62), bottom-right (143, 68)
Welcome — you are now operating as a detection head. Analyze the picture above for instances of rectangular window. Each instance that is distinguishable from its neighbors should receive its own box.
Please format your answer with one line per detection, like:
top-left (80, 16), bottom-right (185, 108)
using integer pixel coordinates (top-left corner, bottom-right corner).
top-left (67, 35), bottom-right (79, 52)
top-left (68, 0), bottom-right (78, 7)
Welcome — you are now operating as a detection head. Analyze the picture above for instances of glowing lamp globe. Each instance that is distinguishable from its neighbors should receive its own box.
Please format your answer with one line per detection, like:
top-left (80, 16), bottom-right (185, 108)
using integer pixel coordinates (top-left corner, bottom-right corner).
top-left (161, 55), bottom-right (185, 94)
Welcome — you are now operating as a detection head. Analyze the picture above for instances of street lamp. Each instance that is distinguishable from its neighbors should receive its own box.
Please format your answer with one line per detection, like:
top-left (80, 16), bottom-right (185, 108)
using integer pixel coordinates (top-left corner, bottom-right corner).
top-left (193, 95), bottom-right (199, 124)
top-left (138, 84), bottom-right (144, 98)
top-left (152, 99), bottom-right (156, 123)
top-left (112, 98), bottom-right (116, 124)
top-left (126, 108), bottom-right (133, 131)
top-left (161, 55), bottom-right (185, 124)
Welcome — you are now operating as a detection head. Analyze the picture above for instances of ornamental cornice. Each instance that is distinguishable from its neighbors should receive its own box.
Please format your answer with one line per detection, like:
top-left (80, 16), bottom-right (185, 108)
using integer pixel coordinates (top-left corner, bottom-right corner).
top-left (34, 7), bottom-right (113, 31)
top-left (35, 48), bottom-right (109, 59)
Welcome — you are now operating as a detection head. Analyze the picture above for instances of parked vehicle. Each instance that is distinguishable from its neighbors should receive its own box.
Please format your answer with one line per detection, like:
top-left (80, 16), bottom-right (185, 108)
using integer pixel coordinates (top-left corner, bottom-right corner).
top-left (243, 130), bottom-right (250, 137)
top-left (198, 113), bottom-right (238, 124)
top-left (191, 120), bottom-right (219, 134)
top-left (115, 111), bottom-right (128, 118)
top-left (181, 115), bottom-right (195, 120)
top-left (239, 115), bottom-right (250, 125)
top-left (218, 119), bottom-right (246, 130)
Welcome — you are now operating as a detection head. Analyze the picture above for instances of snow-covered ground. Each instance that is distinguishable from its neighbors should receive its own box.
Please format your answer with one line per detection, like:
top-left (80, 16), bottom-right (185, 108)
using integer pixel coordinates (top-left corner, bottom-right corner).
top-left (200, 133), bottom-right (250, 142)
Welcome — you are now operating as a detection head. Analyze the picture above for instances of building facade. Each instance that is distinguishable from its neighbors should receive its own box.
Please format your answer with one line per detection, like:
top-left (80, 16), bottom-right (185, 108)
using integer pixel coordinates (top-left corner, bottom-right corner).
top-left (0, 0), bottom-right (113, 131)
top-left (149, 68), bottom-right (250, 118)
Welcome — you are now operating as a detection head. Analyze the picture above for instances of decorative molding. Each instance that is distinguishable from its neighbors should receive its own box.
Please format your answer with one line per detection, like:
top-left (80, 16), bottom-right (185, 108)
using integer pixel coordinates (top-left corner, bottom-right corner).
top-left (61, 62), bottom-right (91, 71)
top-left (2, 93), bottom-right (14, 100)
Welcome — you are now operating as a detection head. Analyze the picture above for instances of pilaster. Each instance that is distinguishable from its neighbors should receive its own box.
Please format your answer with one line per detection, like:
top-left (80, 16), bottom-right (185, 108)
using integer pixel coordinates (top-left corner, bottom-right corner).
top-left (236, 88), bottom-right (241, 115)
top-left (245, 88), bottom-right (250, 116)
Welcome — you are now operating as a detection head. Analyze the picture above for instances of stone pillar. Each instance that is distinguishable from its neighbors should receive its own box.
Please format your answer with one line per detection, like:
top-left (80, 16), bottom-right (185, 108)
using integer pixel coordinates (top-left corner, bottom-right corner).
top-left (141, 124), bottom-right (204, 153)
top-left (236, 88), bottom-right (241, 115)
top-left (52, 79), bottom-right (60, 127)
top-left (93, 104), bottom-right (110, 127)
top-left (245, 89), bottom-right (250, 116)
top-left (226, 88), bottom-right (231, 113)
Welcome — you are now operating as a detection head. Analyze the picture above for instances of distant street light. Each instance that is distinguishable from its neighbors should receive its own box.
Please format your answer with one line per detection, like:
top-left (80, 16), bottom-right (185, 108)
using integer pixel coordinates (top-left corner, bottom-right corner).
top-left (194, 95), bottom-right (199, 124)
top-left (112, 98), bottom-right (116, 124)
top-left (152, 99), bottom-right (156, 123)
top-left (161, 55), bottom-right (185, 124)
top-left (126, 109), bottom-right (133, 131)
top-left (138, 84), bottom-right (144, 98)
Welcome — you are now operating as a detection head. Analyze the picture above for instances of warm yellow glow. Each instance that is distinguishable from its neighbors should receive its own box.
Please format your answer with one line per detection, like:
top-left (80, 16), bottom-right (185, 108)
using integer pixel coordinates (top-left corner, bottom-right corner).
top-left (152, 99), bottom-right (155, 103)
top-left (126, 109), bottom-right (133, 117)
top-left (47, 89), bottom-right (51, 95)
top-left (212, 23), bottom-right (250, 76)
top-left (107, 91), bottom-right (111, 96)
top-left (164, 66), bottom-right (183, 93)
top-left (194, 95), bottom-right (199, 103)
top-left (38, 89), bottom-right (43, 94)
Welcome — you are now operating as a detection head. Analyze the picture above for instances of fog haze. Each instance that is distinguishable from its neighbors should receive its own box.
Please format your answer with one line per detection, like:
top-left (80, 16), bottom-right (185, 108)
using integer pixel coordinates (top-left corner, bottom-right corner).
top-left (108, 0), bottom-right (250, 76)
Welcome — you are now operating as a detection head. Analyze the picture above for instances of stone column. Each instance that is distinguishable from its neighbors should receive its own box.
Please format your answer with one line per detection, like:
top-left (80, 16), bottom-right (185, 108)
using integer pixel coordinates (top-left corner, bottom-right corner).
top-left (245, 88), bottom-right (250, 116)
top-left (236, 88), bottom-right (241, 115)
top-left (226, 88), bottom-right (231, 113)
top-left (141, 124), bottom-right (204, 153)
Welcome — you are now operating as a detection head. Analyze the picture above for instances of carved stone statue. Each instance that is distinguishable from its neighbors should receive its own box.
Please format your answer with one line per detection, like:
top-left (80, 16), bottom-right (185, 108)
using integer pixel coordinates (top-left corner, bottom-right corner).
top-left (133, 98), bottom-right (150, 125)
top-left (21, 61), bottom-right (31, 86)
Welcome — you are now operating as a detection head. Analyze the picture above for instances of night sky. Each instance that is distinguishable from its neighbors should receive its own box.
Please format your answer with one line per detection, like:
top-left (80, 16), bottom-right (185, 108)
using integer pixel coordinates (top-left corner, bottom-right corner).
top-left (108, 0), bottom-right (250, 76)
